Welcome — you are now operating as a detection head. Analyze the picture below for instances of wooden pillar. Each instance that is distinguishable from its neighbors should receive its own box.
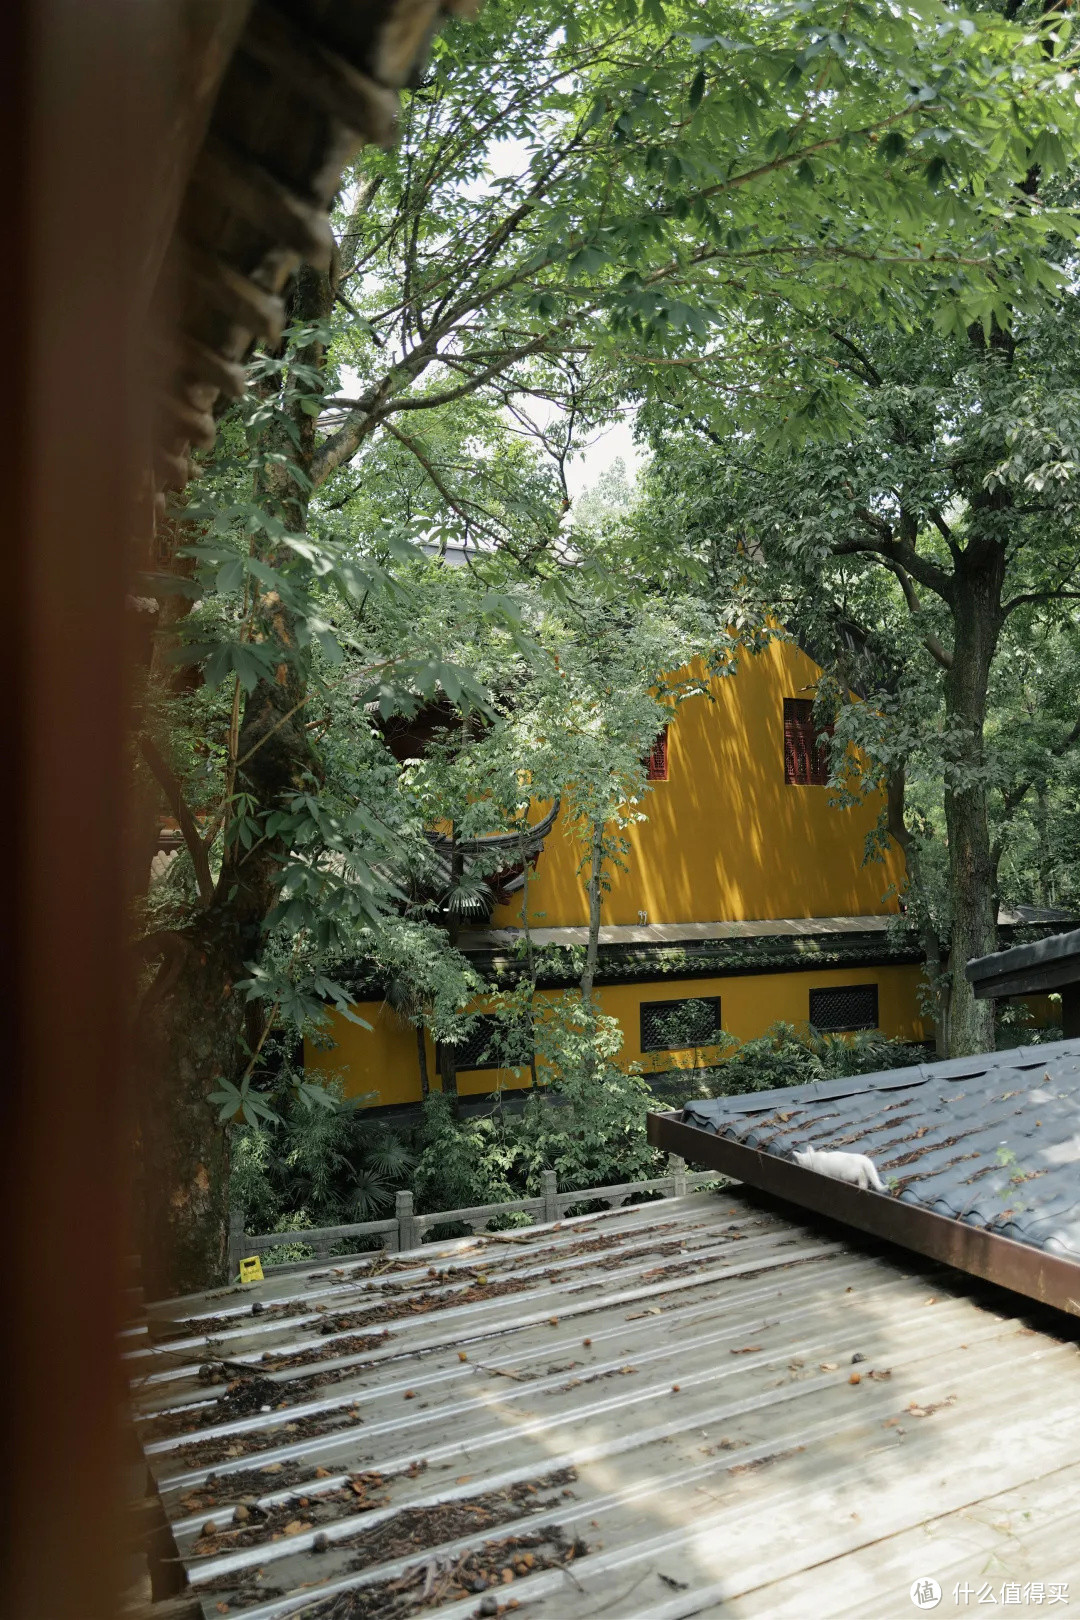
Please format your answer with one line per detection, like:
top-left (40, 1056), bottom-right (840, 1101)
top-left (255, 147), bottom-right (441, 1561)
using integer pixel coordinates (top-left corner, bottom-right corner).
top-left (1, 7), bottom-right (243, 1618)
top-left (1062, 983), bottom-right (1080, 1041)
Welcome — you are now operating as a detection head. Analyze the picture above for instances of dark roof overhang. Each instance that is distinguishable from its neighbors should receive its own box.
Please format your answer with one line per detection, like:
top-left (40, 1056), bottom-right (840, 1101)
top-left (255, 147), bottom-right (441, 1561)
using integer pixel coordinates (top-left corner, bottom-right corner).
top-left (152, 0), bottom-right (476, 493)
top-left (968, 926), bottom-right (1080, 1000)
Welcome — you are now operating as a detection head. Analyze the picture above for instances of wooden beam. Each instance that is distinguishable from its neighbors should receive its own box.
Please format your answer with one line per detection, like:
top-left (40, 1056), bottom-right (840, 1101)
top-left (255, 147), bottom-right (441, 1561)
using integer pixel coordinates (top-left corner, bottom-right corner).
top-left (971, 958), bottom-right (1080, 999)
top-left (190, 133), bottom-right (336, 269)
top-left (240, 4), bottom-right (399, 145)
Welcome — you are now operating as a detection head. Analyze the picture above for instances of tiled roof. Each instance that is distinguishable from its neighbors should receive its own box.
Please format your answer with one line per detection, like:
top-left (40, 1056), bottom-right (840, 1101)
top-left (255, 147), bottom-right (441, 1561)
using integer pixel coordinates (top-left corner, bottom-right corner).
top-left (682, 1037), bottom-right (1080, 1261)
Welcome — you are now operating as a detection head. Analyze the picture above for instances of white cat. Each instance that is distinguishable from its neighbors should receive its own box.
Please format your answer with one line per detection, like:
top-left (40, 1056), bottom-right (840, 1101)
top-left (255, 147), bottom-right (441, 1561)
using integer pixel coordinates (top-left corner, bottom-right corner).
top-left (792, 1147), bottom-right (888, 1193)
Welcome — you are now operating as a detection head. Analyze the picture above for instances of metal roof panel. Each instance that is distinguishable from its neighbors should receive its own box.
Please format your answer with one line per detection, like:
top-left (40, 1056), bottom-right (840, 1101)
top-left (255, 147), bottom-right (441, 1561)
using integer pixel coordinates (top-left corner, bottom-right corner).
top-left (132, 1191), bottom-right (1080, 1619)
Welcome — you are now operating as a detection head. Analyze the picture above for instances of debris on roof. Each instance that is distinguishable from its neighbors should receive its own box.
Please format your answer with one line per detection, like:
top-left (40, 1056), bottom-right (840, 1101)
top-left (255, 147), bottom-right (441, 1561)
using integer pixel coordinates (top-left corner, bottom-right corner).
top-left (129, 1191), bottom-right (1080, 1618)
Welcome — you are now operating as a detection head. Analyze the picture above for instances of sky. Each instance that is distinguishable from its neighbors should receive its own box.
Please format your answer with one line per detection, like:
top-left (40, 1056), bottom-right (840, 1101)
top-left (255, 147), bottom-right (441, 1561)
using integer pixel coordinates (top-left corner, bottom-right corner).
top-left (565, 413), bottom-right (642, 499)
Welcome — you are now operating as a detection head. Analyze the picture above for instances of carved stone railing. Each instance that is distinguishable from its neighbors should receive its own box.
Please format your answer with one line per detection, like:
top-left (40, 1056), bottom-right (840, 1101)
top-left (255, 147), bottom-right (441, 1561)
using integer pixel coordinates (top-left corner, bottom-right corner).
top-left (229, 1156), bottom-right (723, 1277)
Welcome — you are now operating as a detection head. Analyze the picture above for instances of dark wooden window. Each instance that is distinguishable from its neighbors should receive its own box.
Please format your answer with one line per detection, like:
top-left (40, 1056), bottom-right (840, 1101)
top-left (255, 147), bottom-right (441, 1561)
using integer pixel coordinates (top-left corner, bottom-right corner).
top-left (809, 985), bottom-right (879, 1033)
top-left (644, 727), bottom-right (669, 781)
top-left (449, 1015), bottom-right (531, 1071)
top-left (640, 996), bottom-right (722, 1053)
top-left (783, 698), bottom-right (830, 785)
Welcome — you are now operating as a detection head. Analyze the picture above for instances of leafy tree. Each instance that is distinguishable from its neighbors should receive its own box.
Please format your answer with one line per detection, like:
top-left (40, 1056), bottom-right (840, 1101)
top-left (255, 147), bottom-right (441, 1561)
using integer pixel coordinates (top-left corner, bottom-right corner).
top-left (137, 0), bottom-right (1080, 1290)
top-left (636, 286), bottom-right (1080, 1053)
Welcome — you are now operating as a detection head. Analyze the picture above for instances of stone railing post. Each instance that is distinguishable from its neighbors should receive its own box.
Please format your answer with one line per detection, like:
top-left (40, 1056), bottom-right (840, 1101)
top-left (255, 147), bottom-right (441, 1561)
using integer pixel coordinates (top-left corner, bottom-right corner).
top-left (541, 1169), bottom-right (558, 1224)
top-left (667, 1154), bottom-right (688, 1199)
top-left (227, 1207), bottom-right (246, 1281)
top-left (396, 1189), bottom-right (419, 1253)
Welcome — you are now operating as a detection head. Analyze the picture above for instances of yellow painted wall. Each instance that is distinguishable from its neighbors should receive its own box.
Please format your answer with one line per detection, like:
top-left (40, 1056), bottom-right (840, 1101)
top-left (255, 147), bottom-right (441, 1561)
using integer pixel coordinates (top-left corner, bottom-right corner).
top-left (490, 640), bottom-right (906, 929)
top-left (308, 962), bottom-right (929, 1107)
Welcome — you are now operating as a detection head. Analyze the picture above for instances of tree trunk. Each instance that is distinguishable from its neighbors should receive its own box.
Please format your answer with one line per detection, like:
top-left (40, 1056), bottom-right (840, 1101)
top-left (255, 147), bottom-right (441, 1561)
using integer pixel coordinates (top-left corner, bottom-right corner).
top-left (885, 764), bottom-right (949, 1057)
top-left (941, 543), bottom-right (1005, 1056)
top-left (137, 265), bottom-right (330, 1296)
top-left (438, 826), bottom-right (461, 1100)
top-left (416, 1022), bottom-right (430, 1100)
top-left (135, 931), bottom-right (239, 1297)
top-left (518, 828), bottom-right (539, 1089)
top-left (580, 817), bottom-right (605, 1008)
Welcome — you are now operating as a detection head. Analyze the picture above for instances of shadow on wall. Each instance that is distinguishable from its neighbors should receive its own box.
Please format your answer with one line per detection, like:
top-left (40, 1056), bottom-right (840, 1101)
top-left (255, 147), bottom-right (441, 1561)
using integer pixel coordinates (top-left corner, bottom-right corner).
top-left (490, 642), bottom-right (906, 931)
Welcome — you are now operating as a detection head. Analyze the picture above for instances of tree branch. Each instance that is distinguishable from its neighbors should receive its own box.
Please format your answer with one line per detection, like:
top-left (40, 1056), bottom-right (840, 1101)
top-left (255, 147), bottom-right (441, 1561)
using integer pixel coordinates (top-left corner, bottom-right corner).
top-left (828, 330), bottom-right (882, 386)
top-left (881, 559), bottom-right (954, 669)
top-left (139, 735), bottom-right (215, 906)
top-left (1003, 587), bottom-right (1080, 617)
top-left (382, 417), bottom-right (502, 543)
top-left (838, 513), bottom-right (955, 601)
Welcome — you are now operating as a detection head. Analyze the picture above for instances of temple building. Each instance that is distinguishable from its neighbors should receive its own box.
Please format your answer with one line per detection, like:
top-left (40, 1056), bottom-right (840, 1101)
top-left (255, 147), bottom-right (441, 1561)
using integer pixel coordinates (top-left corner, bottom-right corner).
top-left (307, 636), bottom-right (954, 1105)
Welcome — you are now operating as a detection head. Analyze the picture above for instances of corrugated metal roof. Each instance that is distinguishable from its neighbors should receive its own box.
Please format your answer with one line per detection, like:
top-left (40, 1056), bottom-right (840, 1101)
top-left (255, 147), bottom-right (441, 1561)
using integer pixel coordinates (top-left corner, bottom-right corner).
top-left (683, 1037), bottom-right (1080, 1261)
top-left (130, 1191), bottom-right (1080, 1618)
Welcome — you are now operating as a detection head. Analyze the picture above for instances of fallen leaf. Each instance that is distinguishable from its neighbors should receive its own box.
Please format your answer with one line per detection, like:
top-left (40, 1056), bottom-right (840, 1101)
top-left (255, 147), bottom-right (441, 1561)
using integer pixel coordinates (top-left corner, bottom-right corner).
top-left (314, 1467), bottom-right (331, 1479)
top-left (403, 1390), bottom-right (415, 1400)
top-left (455, 1475), bottom-right (473, 1484)
top-left (907, 1394), bottom-right (956, 1418)
top-left (582, 1338), bottom-right (592, 1347)
top-left (731, 1346), bottom-right (763, 1355)
top-left (671, 1384), bottom-right (681, 1393)
top-left (849, 1372), bottom-right (862, 1385)
top-left (457, 1351), bottom-right (468, 1362)
top-left (260, 1463), bottom-right (282, 1474)
top-left (868, 1368), bottom-right (892, 1381)
top-left (548, 1316), bottom-right (559, 1326)
top-left (819, 1362), bottom-right (839, 1372)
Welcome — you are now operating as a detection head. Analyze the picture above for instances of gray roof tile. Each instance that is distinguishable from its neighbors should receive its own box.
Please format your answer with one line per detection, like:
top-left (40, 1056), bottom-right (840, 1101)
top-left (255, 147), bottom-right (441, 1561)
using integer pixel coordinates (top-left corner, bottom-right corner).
top-left (683, 1037), bottom-right (1080, 1262)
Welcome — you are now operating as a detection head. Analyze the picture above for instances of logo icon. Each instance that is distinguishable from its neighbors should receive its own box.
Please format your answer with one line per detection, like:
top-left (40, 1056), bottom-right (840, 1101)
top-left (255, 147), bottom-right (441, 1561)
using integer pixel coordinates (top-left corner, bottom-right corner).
top-left (910, 1578), bottom-right (942, 1610)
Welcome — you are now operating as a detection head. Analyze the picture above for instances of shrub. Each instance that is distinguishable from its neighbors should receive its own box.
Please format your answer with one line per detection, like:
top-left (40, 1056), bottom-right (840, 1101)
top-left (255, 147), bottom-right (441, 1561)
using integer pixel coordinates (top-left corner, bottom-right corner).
top-left (698, 1022), bottom-right (926, 1098)
top-left (229, 1074), bottom-right (416, 1233)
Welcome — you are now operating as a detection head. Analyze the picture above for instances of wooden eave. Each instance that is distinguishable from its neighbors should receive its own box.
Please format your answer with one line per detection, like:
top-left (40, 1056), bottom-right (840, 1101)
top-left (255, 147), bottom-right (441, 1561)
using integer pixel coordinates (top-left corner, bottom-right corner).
top-left (152, 0), bottom-right (477, 494)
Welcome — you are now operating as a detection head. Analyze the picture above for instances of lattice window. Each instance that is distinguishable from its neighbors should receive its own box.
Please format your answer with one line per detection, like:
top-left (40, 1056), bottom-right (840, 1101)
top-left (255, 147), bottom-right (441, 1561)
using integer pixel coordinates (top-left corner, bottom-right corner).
top-left (640, 996), bottom-right (722, 1053)
top-left (808, 984), bottom-right (879, 1033)
top-left (784, 698), bottom-right (831, 785)
top-left (448, 1015), bottom-right (531, 1071)
top-left (644, 727), bottom-right (669, 782)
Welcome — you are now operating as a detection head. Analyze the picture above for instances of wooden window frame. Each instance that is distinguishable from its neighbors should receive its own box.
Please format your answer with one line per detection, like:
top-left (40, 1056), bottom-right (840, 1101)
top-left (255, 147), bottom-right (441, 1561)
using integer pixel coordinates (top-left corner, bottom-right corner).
top-left (784, 697), bottom-right (831, 786)
top-left (644, 726), bottom-right (669, 782)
